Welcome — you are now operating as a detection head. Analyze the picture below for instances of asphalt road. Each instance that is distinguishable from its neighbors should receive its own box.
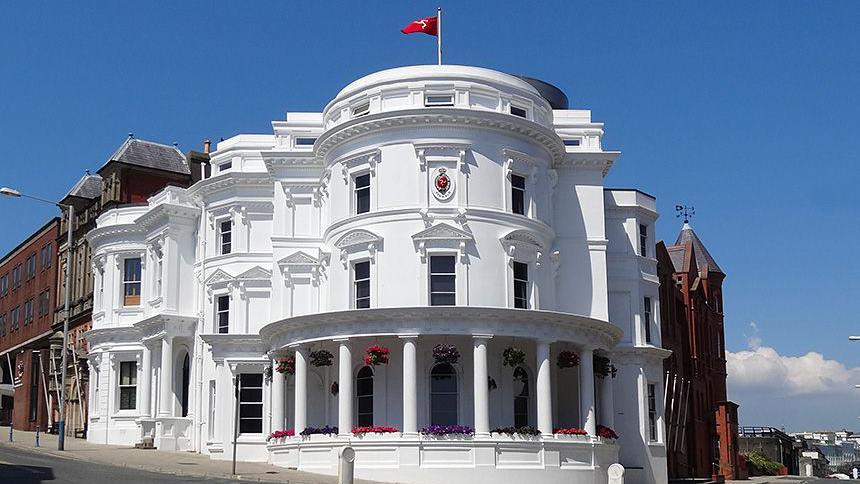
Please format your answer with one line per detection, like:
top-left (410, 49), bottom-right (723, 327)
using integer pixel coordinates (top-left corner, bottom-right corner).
top-left (0, 445), bottom-right (245, 483)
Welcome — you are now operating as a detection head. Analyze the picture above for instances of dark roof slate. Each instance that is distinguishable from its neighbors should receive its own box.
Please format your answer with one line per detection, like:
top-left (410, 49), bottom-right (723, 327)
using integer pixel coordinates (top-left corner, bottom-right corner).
top-left (674, 222), bottom-right (723, 274)
top-left (667, 246), bottom-right (686, 273)
top-left (104, 138), bottom-right (190, 175)
top-left (65, 174), bottom-right (103, 200)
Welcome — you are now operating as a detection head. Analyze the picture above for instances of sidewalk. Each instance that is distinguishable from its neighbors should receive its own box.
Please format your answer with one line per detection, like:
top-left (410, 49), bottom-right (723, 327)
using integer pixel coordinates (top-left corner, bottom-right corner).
top-left (0, 426), bottom-right (380, 483)
top-left (727, 476), bottom-right (808, 484)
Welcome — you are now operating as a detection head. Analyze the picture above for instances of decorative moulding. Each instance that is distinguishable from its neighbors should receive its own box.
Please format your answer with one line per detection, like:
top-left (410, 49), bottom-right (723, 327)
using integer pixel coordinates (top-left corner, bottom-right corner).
top-left (411, 223), bottom-right (473, 262)
top-left (338, 148), bottom-right (381, 184)
top-left (413, 143), bottom-right (469, 171)
top-left (500, 229), bottom-right (546, 262)
top-left (334, 229), bottom-right (383, 268)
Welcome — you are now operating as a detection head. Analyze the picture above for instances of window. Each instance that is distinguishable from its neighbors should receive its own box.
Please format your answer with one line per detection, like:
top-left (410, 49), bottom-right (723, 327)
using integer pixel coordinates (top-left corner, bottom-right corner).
top-left (511, 174), bottom-right (526, 215)
top-left (219, 160), bottom-right (232, 172)
top-left (647, 383), bottom-right (657, 441)
top-left (180, 353), bottom-right (190, 417)
top-left (0, 274), bottom-right (6, 296)
top-left (123, 258), bottom-right (142, 306)
top-left (29, 355), bottom-right (40, 421)
top-left (12, 265), bottom-right (20, 288)
top-left (510, 105), bottom-right (527, 118)
top-left (40, 242), bottom-right (52, 269)
top-left (0, 314), bottom-right (5, 337)
top-left (563, 138), bottom-right (581, 147)
top-left (217, 295), bottom-right (229, 334)
top-left (26, 254), bottom-right (36, 279)
top-left (154, 250), bottom-right (163, 297)
top-left (38, 291), bottom-right (48, 317)
top-left (294, 137), bottom-right (317, 147)
top-left (119, 361), bottom-right (137, 410)
top-left (429, 255), bottom-right (456, 306)
top-left (353, 261), bottom-right (370, 309)
top-left (238, 373), bottom-right (263, 433)
top-left (513, 366), bottom-right (529, 428)
top-left (639, 224), bottom-right (648, 257)
top-left (513, 261), bottom-right (529, 309)
top-left (430, 363), bottom-right (458, 425)
top-left (219, 220), bottom-right (232, 255)
top-left (352, 102), bottom-right (369, 118)
top-left (354, 173), bottom-right (370, 215)
top-left (425, 94), bottom-right (454, 107)
top-left (356, 366), bottom-right (374, 426)
top-left (10, 306), bottom-right (19, 331)
top-left (644, 297), bottom-right (652, 343)
top-left (23, 299), bottom-right (33, 325)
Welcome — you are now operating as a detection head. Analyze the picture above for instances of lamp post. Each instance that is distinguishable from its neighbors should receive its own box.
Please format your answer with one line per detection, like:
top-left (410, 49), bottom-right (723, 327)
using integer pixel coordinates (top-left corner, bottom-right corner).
top-left (1, 186), bottom-right (74, 451)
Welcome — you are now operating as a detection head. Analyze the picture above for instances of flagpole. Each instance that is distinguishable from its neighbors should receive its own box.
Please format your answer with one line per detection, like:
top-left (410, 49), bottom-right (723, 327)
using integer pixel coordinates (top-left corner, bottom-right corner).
top-left (437, 7), bottom-right (442, 65)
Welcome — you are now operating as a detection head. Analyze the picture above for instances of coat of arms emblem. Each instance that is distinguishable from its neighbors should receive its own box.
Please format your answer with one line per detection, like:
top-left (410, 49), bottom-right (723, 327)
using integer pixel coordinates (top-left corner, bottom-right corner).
top-left (432, 167), bottom-right (455, 201)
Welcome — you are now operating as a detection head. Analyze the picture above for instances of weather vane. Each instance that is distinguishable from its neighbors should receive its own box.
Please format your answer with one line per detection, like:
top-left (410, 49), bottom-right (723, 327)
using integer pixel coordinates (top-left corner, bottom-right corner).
top-left (675, 204), bottom-right (695, 223)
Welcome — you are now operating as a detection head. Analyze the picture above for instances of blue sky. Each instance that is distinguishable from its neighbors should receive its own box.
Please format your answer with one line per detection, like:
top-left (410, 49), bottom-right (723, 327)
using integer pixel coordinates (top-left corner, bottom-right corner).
top-left (2, 1), bottom-right (859, 429)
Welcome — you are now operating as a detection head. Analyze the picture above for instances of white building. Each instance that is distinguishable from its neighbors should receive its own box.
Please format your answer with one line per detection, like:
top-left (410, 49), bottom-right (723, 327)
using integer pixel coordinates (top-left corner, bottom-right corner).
top-left (84, 65), bottom-right (669, 484)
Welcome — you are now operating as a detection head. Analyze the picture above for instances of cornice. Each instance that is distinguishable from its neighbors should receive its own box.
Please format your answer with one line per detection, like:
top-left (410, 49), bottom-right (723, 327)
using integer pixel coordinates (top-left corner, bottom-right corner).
top-left (86, 223), bottom-right (146, 246)
top-left (133, 313), bottom-right (198, 341)
top-left (315, 109), bottom-right (565, 167)
top-left (611, 345), bottom-right (672, 366)
top-left (135, 203), bottom-right (200, 230)
top-left (200, 333), bottom-right (267, 359)
top-left (187, 172), bottom-right (274, 200)
top-left (84, 326), bottom-right (142, 349)
top-left (557, 151), bottom-right (620, 177)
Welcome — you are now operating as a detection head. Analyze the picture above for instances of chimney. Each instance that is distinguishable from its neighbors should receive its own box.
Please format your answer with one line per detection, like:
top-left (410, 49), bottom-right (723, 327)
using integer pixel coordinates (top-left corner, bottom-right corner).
top-left (203, 139), bottom-right (211, 154)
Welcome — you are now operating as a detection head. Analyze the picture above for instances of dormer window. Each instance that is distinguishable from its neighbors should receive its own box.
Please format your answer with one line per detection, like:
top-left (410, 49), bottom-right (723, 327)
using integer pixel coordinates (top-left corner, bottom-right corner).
top-left (510, 105), bottom-right (527, 118)
top-left (425, 94), bottom-right (454, 107)
top-left (294, 137), bottom-right (316, 147)
top-left (352, 103), bottom-right (370, 118)
top-left (563, 139), bottom-right (581, 147)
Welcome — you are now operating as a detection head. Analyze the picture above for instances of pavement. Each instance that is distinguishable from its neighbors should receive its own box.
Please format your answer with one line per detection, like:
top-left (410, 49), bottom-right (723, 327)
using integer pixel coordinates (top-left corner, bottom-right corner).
top-left (0, 426), bottom-right (380, 483)
top-left (727, 476), bottom-right (835, 484)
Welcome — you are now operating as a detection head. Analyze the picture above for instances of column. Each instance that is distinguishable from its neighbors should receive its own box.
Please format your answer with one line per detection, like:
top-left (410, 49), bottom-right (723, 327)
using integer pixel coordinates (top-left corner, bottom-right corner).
top-left (400, 335), bottom-right (418, 435)
top-left (158, 336), bottom-right (174, 417)
top-left (271, 355), bottom-right (285, 431)
top-left (580, 347), bottom-right (596, 436)
top-left (337, 340), bottom-right (352, 436)
top-left (293, 347), bottom-right (307, 434)
top-left (140, 342), bottom-right (152, 417)
top-left (536, 340), bottom-right (553, 436)
top-left (472, 335), bottom-right (491, 436)
top-left (599, 368), bottom-right (615, 429)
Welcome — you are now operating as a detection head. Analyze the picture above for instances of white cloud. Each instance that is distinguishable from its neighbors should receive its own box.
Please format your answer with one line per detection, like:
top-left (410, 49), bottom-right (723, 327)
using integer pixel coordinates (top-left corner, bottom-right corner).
top-left (727, 345), bottom-right (860, 395)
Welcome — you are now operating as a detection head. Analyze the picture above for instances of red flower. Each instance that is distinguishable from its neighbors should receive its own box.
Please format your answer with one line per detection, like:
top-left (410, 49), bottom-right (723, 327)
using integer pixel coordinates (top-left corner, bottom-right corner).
top-left (553, 427), bottom-right (588, 435)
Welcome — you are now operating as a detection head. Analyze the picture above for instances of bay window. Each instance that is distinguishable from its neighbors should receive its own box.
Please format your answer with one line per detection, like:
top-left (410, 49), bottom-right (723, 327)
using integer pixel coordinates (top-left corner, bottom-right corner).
top-left (123, 258), bottom-right (142, 306)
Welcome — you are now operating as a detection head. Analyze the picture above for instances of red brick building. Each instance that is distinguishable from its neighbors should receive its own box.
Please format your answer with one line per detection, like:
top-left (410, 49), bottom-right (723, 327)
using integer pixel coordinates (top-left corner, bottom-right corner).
top-left (658, 222), bottom-right (740, 481)
top-left (0, 218), bottom-right (60, 431)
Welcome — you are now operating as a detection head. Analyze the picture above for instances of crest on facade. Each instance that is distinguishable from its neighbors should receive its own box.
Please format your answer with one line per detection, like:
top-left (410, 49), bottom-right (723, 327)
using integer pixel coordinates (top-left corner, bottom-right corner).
top-left (432, 167), bottom-right (455, 201)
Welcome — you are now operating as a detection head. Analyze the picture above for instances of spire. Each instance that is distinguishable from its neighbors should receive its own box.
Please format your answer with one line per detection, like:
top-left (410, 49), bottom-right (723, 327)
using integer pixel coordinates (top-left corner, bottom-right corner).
top-left (675, 222), bottom-right (723, 275)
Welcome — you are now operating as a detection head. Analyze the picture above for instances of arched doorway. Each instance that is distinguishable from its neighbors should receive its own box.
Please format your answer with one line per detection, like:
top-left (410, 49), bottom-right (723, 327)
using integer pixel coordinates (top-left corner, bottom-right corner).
top-left (356, 366), bottom-right (373, 426)
top-left (180, 353), bottom-right (190, 417)
top-left (430, 363), bottom-right (458, 426)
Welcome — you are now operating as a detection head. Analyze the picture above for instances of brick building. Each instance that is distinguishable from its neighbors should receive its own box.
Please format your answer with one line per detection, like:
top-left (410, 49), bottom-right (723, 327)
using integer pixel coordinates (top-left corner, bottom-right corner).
top-left (52, 135), bottom-right (207, 437)
top-left (0, 218), bottom-right (60, 431)
top-left (658, 221), bottom-right (740, 481)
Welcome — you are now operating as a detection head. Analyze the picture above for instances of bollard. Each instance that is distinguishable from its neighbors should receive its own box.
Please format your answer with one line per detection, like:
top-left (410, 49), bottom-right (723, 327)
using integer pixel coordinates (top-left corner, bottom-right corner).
top-left (608, 463), bottom-right (625, 484)
top-left (35, 427), bottom-right (40, 447)
top-left (338, 446), bottom-right (356, 484)
top-left (8, 425), bottom-right (12, 442)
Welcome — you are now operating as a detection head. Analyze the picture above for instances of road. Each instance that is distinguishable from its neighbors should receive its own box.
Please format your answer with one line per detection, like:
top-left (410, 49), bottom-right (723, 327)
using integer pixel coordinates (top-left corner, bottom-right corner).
top-left (0, 445), bottom-right (245, 483)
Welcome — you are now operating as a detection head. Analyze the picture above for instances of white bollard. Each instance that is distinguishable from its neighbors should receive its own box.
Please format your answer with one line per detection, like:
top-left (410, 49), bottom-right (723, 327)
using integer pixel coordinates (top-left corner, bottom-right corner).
top-left (339, 446), bottom-right (356, 484)
top-left (608, 463), bottom-right (625, 484)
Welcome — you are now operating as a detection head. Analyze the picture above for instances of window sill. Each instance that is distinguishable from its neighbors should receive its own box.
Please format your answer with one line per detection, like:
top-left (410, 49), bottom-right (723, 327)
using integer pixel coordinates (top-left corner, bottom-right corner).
top-left (112, 411), bottom-right (142, 419)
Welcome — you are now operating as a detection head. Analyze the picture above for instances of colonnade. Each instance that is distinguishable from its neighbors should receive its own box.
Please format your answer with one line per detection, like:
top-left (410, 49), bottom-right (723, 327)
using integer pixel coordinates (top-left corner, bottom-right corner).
top-left (269, 336), bottom-right (615, 437)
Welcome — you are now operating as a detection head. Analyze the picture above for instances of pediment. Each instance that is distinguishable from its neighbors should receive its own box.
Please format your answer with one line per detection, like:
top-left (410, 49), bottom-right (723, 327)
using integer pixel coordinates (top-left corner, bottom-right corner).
top-left (412, 223), bottom-right (473, 242)
top-left (335, 229), bottom-right (382, 250)
top-left (278, 251), bottom-right (319, 266)
top-left (204, 269), bottom-right (233, 285)
top-left (236, 266), bottom-right (272, 280)
top-left (500, 229), bottom-right (545, 250)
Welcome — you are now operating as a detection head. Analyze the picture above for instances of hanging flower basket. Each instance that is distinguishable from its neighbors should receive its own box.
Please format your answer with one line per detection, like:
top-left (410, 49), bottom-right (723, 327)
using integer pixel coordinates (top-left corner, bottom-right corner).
top-left (364, 345), bottom-right (390, 366)
top-left (275, 355), bottom-right (295, 374)
top-left (554, 427), bottom-right (588, 436)
top-left (556, 350), bottom-right (580, 369)
top-left (330, 381), bottom-right (339, 396)
top-left (300, 425), bottom-right (339, 437)
top-left (502, 346), bottom-right (526, 367)
top-left (267, 428), bottom-right (294, 441)
top-left (594, 355), bottom-right (617, 379)
top-left (352, 426), bottom-right (399, 436)
top-left (488, 376), bottom-right (497, 391)
top-left (491, 426), bottom-right (541, 437)
top-left (420, 425), bottom-right (474, 436)
top-left (432, 343), bottom-right (460, 364)
top-left (310, 349), bottom-right (334, 367)
top-left (596, 425), bottom-right (619, 439)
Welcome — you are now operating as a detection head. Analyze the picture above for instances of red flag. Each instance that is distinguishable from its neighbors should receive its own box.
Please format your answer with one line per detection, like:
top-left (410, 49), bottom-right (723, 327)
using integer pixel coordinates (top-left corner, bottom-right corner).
top-left (401, 16), bottom-right (438, 36)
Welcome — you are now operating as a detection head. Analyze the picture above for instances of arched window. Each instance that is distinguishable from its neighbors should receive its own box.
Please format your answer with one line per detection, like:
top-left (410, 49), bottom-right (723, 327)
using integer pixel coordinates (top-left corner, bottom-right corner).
top-left (430, 363), bottom-right (458, 426)
top-left (356, 366), bottom-right (374, 426)
top-left (513, 366), bottom-right (529, 428)
top-left (181, 353), bottom-right (191, 417)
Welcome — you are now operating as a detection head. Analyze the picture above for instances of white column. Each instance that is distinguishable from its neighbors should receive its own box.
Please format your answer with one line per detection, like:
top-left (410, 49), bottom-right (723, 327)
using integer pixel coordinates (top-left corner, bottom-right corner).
top-left (580, 347), bottom-right (596, 436)
top-left (599, 367), bottom-right (615, 429)
top-left (472, 335), bottom-right (491, 436)
top-left (158, 336), bottom-right (173, 417)
top-left (271, 356), bottom-right (285, 432)
top-left (293, 347), bottom-right (307, 433)
top-left (536, 340), bottom-right (553, 436)
top-left (337, 340), bottom-right (353, 436)
top-left (400, 335), bottom-right (418, 435)
top-left (140, 343), bottom-right (152, 417)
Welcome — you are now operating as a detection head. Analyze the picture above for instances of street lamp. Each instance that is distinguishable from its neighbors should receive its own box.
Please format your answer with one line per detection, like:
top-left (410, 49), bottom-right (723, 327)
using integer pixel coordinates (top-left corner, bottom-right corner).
top-left (1, 186), bottom-right (74, 451)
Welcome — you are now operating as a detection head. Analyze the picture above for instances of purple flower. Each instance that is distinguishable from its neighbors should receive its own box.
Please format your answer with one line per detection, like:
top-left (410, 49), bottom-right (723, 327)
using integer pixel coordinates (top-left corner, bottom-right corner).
top-left (419, 425), bottom-right (474, 436)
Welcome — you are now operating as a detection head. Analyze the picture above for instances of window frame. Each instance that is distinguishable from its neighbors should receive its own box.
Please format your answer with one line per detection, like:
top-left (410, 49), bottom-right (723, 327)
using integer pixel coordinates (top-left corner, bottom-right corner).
top-left (355, 366), bottom-right (374, 427)
top-left (352, 260), bottom-right (371, 309)
top-left (644, 296), bottom-right (653, 343)
top-left (0, 274), bottom-right (7, 296)
top-left (639, 224), bottom-right (648, 257)
top-left (216, 295), bottom-right (230, 334)
top-left (510, 173), bottom-right (526, 216)
top-left (513, 366), bottom-right (530, 428)
top-left (513, 261), bottom-right (529, 309)
top-left (122, 257), bottom-right (142, 307)
top-left (424, 93), bottom-right (455, 107)
top-left (10, 306), bottom-right (19, 331)
top-left (293, 137), bottom-right (317, 147)
top-left (219, 160), bottom-right (232, 172)
top-left (23, 298), bottom-right (33, 325)
top-left (510, 104), bottom-right (528, 118)
top-left (428, 254), bottom-right (456, 306)
top-left (563, 138), bottom-right (581, 147)
top-left (429, 362), bottom-right (459, 426)
top-left (353, 172), bottom-right (371, 215)
top-left (352, 102), bottom-right (370, 118)
top-left (26, 253), bottom-right (36, 279)
top-left (238, 373), bottom-right (264, 434)
top-left (118, 360), bottom-right (138, 411)
top-left (219, 219), bottom-right (233, 255)
top-left (647, 383), bottom-right (658, 442)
